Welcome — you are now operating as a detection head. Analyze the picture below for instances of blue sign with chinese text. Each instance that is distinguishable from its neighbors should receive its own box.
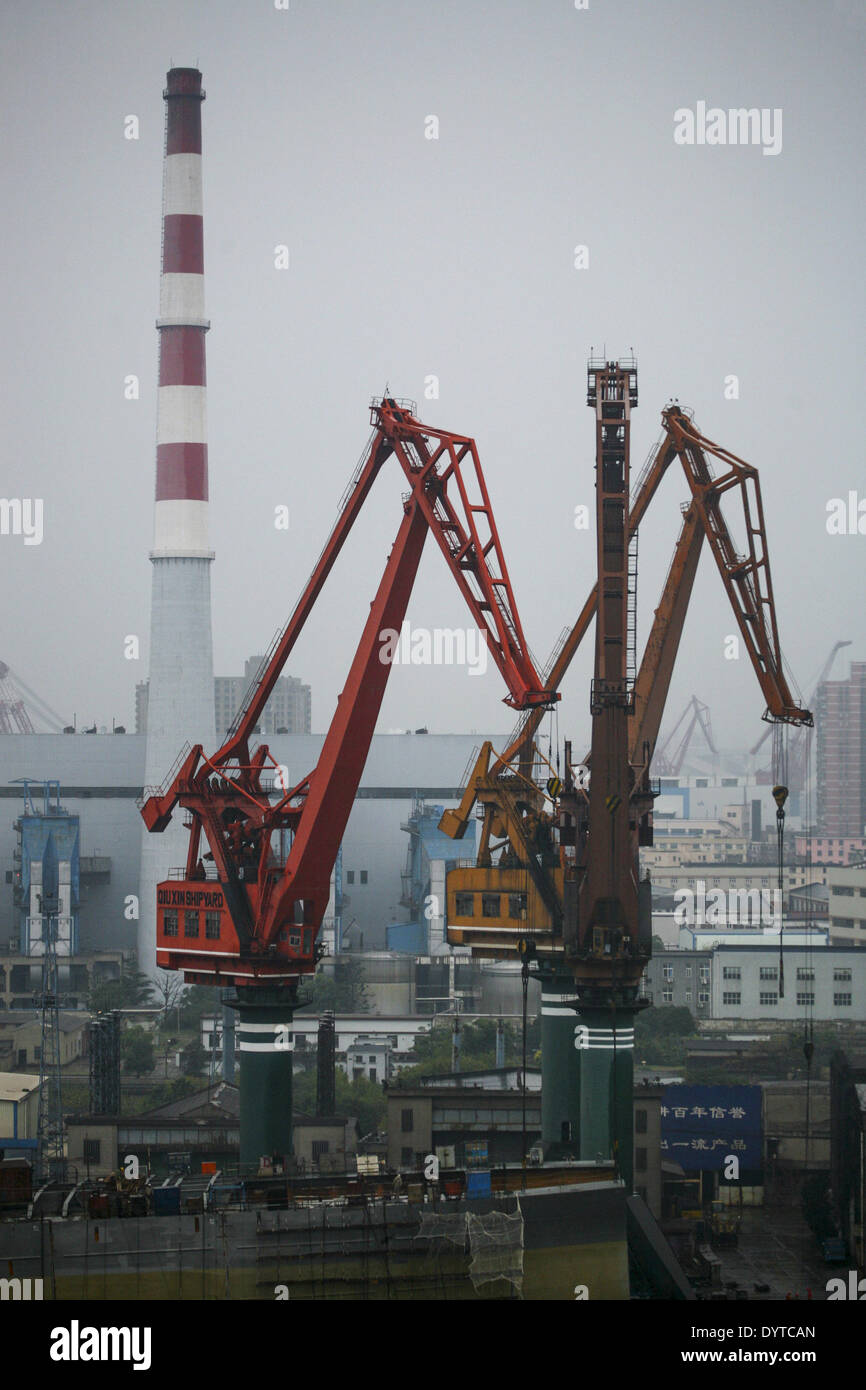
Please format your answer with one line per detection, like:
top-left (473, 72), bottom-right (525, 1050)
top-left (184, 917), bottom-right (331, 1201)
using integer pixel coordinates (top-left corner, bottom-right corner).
top-left (660, 1085), bottom-right (762, 1171)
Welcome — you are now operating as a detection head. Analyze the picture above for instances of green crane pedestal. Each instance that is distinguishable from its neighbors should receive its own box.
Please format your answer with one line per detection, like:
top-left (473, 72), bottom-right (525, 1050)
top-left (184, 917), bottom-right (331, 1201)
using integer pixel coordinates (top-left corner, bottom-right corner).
top-left (234, 989), bottom-right (295, 1171)
top-left (574, 1003), bottom-right (638, 1190)
top-left (539, 964), bottom-right (581, 1159)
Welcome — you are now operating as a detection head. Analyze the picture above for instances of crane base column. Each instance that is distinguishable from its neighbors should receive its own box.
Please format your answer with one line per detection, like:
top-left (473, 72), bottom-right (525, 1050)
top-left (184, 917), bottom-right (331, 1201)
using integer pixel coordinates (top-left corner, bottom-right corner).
top-left (573, 1001), bottom-right (639, 1190)
top-left (233, 988), bottom-right (295, 1171)
top-left (539, 964), bottom-right (581, 1159)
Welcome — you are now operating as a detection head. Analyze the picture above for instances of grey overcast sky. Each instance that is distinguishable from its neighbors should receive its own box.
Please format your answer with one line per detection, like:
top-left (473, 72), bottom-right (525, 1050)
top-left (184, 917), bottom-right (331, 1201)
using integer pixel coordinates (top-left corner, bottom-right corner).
top-left (1, 0), bottom-right (864, 756)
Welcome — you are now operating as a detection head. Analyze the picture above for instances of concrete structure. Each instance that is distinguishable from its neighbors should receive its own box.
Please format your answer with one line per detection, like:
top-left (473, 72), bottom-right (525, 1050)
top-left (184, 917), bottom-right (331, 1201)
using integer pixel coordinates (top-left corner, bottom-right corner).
top-left (138, 67), bottom-right (216, 979)
top-left (816, 660), bottom-right (866, 837)
top-left (12, 781), bottom-right (80, 955)
top-left (0, 1071), bottom-right (40, 1154)
top-left (643, 949), bottom-right (712, 1016)
top-left (414, 1066), bottom-right (542, 1092)
top-left (829, 1051), bottom-right (866, 1267)
top-left (633, 1083), bottom-right (663, 1219)
top-left (290, 1013), bottom-right (430, 1055)
top-left (643, 941), bottom-right (864, 1022)
top-left (136, 657), bottom-right (311, 739)
top-left (794, 834), bottom-right (866, 866)
top-left (386, 1085), bottom-right (542, 1170)
top-left (828, 862), bottom-right (866, 948)
top-left (650, 861), bottom-right (827, 899)
top-left (0, 1011), bottom-right (87, 1069)
top-left (66, 1083), bottom-right (356, 1179)
top-left (387, 798), bottom-right (475, 956)
top-left (711, 944), bottom-right (863, 1021)
top-left (345, 1035), bottom-right (392, 1084)
top-left (0, 947), bottom-right (125, 1012)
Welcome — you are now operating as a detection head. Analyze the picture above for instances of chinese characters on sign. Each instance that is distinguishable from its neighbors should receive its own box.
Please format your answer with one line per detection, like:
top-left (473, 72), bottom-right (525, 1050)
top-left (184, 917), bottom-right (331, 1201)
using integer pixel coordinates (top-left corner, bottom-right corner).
top-left (659, 1085), bottom-right (762, 1170)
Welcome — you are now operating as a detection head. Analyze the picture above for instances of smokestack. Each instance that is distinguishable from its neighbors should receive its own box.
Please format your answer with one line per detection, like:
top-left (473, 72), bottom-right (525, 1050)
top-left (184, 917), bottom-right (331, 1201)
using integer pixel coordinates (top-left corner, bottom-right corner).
top-left (316, 1012), bottom-right (336, 1116)
top-left (138, 68), bottom-right (216, 976)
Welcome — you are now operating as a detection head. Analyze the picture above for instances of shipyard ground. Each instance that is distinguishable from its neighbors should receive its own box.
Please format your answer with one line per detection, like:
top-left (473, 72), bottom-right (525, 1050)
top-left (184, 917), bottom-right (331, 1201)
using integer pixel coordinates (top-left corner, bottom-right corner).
top-left (708, 1203), bottom-right (833, 1302)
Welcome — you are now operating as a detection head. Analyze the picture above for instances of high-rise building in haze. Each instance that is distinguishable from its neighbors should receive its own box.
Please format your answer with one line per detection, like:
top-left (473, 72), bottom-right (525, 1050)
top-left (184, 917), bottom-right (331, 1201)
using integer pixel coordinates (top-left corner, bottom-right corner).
top-left (816, 661), bottom-right (866, 837)
top-left (135, 659), bottom-right (311, 739)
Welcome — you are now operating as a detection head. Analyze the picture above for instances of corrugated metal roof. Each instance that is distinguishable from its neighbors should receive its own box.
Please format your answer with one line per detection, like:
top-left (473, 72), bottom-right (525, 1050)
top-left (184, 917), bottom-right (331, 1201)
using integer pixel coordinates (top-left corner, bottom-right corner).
top-left (0, 1071), bottom-right (40, 1101)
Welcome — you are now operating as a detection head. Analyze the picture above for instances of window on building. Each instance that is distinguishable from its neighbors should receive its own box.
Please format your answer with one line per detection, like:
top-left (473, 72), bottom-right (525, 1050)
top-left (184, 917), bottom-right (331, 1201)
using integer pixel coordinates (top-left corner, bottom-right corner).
top-left (698, 991), bottom-right (710, 1004)
top-left (360, 870), bottom-right (368, 885)
top-left (184, 911), bottom-right (199, 939)
top-left (662, 989), bottom-right (674, 1003)
top-left (635, 1109), bottom-right (647, 1134)
top-left (759, 992), bottom-right (778, 1006)
top-left (83, 1138), bottom-right (101, 1164)
top-left (508, 894), bottom-right (527, 920)
top-left (346, 871), bottom-right (355, 885)
top-left (455, 893), bottom-right (474, 917)
top-left (684, 991), bottom-right (692, 1002)
top-left (699, 968), bottom-right (710, 983)
top-left (796, 992), bottom-right (815, 1006)
top-left (685, 966), bottom-right (692, 978)
top-left (722, 992), bottom-right (741, 1005)
top-left (635, 1147), bottom-right (648, 1172)
top-left (311, 1139), bottom-right (330, 1161)
top-left (796, 968), bottom-right (814, 981)
top-left (353, 1069), bottom-right (364, 1082)
top-left (663, 965), bottom-right (674, 981)
top-left (163, 910), bottom-right (178, 938)
top-left (834, 993), bottom-right (853, 1007)
top-left (400, 1147), bottom-right (413, 1167)
top-left (759, 967), bottom-right (778, 981)
top-left (833, 968), bottom-right (852, 982)
top-left (482, 893), bottom-right (501, 918)
top-left (401, 1108), bottom-right (414, 1133)
top-left (722, 967), bottom-right (741, 980)
top-left (205, 912), bottom-right (220, 940)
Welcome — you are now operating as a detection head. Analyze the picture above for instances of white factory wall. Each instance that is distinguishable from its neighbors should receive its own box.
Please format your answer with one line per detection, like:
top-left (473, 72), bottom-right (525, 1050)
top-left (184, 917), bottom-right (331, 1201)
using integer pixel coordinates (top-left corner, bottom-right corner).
top-left (0, 733), bottom-right (499, 960)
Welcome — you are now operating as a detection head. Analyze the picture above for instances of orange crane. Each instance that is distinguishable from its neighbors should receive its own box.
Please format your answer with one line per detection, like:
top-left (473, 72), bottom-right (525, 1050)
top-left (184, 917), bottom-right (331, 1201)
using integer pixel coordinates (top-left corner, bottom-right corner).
top-left (441, 364), bottom-right (811, 1180)
top-left (444, 395), bottom-right (812, 958)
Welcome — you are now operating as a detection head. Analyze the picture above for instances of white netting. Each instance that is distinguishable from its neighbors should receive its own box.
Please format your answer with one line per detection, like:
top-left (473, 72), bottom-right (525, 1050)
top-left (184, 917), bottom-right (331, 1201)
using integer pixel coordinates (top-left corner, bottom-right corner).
top-left (466, 1206), bottom-right (524, 1296)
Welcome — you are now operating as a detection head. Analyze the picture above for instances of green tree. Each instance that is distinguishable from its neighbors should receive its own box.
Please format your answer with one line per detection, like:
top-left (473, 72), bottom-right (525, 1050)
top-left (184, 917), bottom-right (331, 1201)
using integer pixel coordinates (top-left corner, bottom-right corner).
top-left (180, 984), bottom-right (223, 1030)
top-left (292, 1067), bottom-right (385, 1138)
top-left (88, 965), bottom-right (155, 1014)
top-left (182, 1041), bottom-right (208, 1076)
top-left (121, 1027), bottom-right (155, 1077)
top-left (334, 957), bottom-right (370, 1013)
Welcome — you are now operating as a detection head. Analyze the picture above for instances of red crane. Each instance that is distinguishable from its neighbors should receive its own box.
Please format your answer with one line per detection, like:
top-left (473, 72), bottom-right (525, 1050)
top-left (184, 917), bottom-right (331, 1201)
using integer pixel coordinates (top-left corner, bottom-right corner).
top-left (140, 397), bottom-right (556, 991)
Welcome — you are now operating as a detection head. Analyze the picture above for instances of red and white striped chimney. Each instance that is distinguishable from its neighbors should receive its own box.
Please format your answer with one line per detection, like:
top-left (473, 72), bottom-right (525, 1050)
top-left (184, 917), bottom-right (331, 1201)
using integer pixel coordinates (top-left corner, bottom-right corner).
top-left (154, 67), bottom-right (210, 557)
top-left (139, 68), bottom-right (216, 977)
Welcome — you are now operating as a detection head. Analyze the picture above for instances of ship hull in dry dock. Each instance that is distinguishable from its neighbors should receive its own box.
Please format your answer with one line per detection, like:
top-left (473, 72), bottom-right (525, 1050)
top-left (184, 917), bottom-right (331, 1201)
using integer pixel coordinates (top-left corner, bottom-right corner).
top-left (0, 1182), bottom-right (630, 1301)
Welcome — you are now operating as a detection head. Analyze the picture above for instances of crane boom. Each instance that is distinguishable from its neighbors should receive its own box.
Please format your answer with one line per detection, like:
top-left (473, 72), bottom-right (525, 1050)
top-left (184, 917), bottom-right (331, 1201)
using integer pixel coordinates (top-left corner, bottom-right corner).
top-left (140, 397), bottom-right (556, 987)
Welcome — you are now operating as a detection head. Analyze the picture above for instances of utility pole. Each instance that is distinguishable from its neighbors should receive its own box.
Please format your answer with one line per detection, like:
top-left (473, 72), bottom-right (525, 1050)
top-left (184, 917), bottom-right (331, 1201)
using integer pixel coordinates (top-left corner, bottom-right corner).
top-left (37, 911), bottom-right (66, 1183)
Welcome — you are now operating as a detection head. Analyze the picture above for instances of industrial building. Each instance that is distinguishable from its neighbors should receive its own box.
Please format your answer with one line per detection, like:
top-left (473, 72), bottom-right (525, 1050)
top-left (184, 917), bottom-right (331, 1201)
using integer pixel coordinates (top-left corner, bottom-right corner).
top-left (827, 862), bottom-right (866, 947)
top-left (0, 732), bottom-right (501, 955)
top-left (136, 658), bottom-right (311, 739)
top-left (644, 943), bottom-right (865, 1022)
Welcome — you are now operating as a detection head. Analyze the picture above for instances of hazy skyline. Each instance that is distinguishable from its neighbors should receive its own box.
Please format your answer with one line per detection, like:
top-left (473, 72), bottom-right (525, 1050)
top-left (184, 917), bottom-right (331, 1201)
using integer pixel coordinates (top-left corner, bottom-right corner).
top-left (2, 0), bottom-right (864, 763)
